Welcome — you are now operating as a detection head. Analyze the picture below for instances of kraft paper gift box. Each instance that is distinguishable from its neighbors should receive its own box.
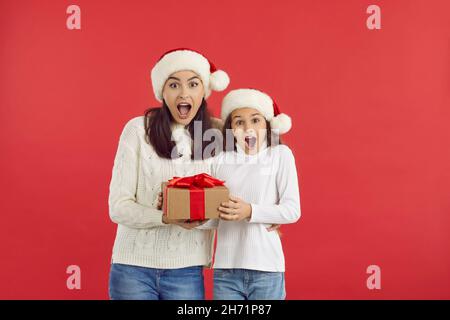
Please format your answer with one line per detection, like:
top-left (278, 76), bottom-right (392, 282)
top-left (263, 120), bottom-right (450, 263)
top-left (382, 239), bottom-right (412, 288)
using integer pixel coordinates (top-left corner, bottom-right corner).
top-left (161, 173), bottom-right (229, 221)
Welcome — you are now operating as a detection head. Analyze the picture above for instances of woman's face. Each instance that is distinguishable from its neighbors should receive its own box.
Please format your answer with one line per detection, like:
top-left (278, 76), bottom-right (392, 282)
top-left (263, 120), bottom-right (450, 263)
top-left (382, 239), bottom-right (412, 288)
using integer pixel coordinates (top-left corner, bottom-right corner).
top-left (162, 70), bottom-right (205, 126)
top-left (230, 107), bottom-right (267, 155)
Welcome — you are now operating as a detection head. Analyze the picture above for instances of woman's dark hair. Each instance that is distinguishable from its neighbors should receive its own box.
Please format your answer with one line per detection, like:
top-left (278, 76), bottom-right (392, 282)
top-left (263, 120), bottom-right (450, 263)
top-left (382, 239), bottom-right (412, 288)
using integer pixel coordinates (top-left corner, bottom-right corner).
top-left (144, 99), bottom-right (215, 160)
top-left (222, 113), bottom-right (283, 152)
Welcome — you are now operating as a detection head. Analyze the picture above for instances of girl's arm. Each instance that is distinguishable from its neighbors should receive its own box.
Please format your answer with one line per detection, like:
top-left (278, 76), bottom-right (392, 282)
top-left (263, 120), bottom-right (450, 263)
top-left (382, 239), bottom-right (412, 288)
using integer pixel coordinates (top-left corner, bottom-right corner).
top-left (248, 146), bottom-right (301, 225)
top-left (108, 118), bottom-right (167, 229)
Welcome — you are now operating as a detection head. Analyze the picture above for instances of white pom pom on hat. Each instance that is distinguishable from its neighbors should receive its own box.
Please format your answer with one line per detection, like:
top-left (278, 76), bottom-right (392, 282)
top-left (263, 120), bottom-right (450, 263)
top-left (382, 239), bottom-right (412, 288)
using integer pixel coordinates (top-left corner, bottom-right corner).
top-left (151, 48), bottom-right (230, 102)
top-left (269, 110), bottom-right (292, 135)
top-left (209, 69), bottom-right (230, 91)
top-left (221, 88), bottom-right (292, 134)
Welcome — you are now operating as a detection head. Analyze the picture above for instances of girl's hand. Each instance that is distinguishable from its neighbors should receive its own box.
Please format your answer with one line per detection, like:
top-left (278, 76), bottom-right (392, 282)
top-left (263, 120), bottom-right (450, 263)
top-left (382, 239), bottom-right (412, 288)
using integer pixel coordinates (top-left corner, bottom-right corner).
top-left (218, 195), bottom-right (252, 221)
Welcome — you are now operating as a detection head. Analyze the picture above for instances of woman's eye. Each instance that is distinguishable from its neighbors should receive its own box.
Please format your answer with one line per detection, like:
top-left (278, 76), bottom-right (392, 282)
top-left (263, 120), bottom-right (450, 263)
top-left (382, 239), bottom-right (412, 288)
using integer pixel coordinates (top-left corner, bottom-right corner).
top-left (189, 81), bottom-right (199, 88)
top-left (235, 120), bottom-right (243, 126)
top-left (252, 118), bottom-right (260, 123)
top-left (169, 83), bottom-right (178, 89)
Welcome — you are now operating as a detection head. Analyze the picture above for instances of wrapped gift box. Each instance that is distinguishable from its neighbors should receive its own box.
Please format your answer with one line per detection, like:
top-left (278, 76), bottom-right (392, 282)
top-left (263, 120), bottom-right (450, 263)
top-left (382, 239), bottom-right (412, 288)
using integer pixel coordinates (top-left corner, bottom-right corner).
top-left (161, 173), bottom-right (229, 221)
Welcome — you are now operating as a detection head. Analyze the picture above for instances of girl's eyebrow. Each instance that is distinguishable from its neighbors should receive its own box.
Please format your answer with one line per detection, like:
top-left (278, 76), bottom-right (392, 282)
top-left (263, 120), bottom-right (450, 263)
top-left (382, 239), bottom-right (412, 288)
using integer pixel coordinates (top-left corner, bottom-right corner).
top-left (167, 76), bottom-right (180, 81)
top-left (188, 76), bottom-right (200, 81)
top-left (233, 113), bottom-right (262, 120)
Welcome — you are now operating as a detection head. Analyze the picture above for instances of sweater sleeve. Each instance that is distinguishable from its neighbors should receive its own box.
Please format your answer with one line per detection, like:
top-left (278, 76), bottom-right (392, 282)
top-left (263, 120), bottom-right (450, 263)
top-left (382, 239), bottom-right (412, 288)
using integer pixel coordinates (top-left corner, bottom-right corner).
top-left (248, 146), bottom-right (301, 224)
top-left (108, 118), bottom-right (167, 229)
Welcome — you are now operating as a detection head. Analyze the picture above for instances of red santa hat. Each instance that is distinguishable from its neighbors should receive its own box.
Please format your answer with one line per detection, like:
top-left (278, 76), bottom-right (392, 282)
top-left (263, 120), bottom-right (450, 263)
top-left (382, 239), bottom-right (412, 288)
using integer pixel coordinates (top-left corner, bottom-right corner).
top-left (221, 88), bottom-right (292, 134)
top-left (151, 48), bottom-right (230, 102)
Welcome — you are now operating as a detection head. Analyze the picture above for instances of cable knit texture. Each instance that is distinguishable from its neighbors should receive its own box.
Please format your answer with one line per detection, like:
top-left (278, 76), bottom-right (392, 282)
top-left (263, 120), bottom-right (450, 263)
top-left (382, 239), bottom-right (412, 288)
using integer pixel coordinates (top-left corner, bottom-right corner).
top-left (108, 116), bottom-right (217, 269)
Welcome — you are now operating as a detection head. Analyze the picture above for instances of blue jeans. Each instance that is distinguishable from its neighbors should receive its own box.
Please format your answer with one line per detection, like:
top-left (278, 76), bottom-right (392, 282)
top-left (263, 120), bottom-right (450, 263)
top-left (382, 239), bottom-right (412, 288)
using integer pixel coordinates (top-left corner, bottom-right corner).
top-left (109, 263), bottom-right (205, 300)
top-left (213, 269), bottom-right (286, 300)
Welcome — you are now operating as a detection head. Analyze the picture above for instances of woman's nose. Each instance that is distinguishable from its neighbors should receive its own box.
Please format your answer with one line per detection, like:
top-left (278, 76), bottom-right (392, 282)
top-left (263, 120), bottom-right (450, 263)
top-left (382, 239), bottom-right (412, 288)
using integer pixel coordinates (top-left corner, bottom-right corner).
top-left (179, 85), bottom-right (190, 99)
top-left (178, 92), bottom-right (188, 100)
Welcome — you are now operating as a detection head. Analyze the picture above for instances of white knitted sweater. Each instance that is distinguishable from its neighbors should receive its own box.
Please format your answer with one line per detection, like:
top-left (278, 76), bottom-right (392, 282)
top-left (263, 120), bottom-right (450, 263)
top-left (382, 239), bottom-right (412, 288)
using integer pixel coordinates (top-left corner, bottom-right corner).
top-left (108, 116), bottom-right (215, 269)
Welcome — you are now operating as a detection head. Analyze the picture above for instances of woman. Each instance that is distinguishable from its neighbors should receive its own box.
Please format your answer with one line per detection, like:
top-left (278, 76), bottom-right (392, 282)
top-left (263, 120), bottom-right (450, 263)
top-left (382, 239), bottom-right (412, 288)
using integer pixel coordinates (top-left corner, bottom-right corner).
top-left (108, 48), bottom-right (230, 300)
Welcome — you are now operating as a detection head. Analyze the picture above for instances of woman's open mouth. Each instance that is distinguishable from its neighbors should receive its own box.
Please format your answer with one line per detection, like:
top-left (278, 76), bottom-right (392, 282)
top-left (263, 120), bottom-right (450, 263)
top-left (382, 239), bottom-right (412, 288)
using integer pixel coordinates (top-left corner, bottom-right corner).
top-left (176, 102), bottom-right (192, 119)
top-left (244, 135), bottom-right (257, 149)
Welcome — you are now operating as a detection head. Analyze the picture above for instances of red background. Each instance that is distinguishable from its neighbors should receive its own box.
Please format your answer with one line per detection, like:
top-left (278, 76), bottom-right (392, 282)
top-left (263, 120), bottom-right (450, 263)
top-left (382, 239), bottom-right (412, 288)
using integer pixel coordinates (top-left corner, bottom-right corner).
top-left (1, 0), bottom-right (449, 299)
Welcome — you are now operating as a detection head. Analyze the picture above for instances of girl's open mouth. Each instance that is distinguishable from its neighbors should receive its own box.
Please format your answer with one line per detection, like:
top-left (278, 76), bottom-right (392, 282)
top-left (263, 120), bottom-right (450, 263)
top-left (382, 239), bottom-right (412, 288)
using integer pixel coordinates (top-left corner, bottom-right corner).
top-left (177, 103), bottom-right (192, 119)
top-left (244, 135), bottom-right (257, 149)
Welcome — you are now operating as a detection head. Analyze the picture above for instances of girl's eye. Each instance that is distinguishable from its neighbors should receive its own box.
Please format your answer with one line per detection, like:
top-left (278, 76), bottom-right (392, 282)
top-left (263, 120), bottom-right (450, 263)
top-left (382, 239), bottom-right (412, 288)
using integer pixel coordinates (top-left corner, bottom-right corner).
top-left (252, 118), bottom-right (260, 123)
top-left (189, 81), bottom-right (199, 88)
top-left (235, 120), bottom-right (243, 126)
top-left (169, 83), bottom-right (179, 89)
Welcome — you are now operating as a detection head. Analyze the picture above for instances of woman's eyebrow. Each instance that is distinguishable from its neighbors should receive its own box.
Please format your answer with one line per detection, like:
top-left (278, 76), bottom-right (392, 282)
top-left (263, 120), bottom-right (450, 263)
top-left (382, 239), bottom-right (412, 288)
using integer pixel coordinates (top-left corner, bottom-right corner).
top-left (167, 76), bottom-right (180, 81)
top-left (188, 76), bottom-right (201, 81)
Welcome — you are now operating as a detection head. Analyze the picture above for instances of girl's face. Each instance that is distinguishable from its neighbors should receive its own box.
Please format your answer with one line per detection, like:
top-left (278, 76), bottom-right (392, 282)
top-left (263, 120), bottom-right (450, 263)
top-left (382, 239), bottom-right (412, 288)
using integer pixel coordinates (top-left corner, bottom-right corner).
top-left (230, 107), bottom-right (267, 155)
top-left (162, 70), bottom-right (205, 126)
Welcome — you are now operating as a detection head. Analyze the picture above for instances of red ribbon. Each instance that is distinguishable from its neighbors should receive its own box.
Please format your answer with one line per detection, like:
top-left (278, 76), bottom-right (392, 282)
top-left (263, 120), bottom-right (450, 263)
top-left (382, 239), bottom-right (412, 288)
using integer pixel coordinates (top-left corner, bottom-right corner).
top-left (164, 173), bottom-right (224, 220)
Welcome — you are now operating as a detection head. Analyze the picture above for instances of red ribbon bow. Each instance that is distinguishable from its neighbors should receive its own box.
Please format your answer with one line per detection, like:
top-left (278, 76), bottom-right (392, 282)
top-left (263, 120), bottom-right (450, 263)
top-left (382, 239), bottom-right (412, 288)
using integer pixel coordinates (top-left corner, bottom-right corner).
top-left (164, 173), bottom-right (225, 221)
top-left (167, 173), bottom-right (225, 189)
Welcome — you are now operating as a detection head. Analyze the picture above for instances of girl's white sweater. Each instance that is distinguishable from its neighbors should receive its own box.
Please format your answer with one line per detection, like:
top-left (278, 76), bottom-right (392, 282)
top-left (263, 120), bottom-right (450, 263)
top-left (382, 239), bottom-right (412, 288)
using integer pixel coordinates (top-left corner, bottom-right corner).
top-left (201, 143), bottom-right (301, 272)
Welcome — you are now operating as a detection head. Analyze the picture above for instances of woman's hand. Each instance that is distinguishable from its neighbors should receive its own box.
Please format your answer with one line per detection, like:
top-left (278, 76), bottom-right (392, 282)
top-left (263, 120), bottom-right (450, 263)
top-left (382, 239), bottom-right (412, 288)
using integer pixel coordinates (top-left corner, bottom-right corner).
top-left (157, 192), bottom-right (163, 210)
top-left (267, 224), bottom-right (282, 237)
top-left (218, 195), bottom-right (252, 221)
top-left (267, 224), bottom-right (280, 231)
top-left (162, 215), bottom-right (208, 229)
top-left (177, 220), bottom-right (209, 230)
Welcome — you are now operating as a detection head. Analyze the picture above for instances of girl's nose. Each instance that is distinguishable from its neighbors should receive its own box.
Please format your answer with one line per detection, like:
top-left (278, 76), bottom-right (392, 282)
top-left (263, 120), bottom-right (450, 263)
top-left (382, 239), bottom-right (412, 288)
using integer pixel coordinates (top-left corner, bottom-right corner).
top-left (244, 127), bottom-right (255, 135)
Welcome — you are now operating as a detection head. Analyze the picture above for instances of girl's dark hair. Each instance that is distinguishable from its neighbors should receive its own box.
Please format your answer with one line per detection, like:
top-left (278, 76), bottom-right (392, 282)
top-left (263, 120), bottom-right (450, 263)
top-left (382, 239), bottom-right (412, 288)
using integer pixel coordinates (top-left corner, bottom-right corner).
top-left (144, 99), bottom-right (214, 160)
top-left (222, 113), bottom-right (283, 152)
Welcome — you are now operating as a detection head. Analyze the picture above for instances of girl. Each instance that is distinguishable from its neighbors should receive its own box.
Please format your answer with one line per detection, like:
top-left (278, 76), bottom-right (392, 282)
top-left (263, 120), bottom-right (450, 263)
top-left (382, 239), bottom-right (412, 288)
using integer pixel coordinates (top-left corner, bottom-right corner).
top-left (108, 48), bottom-right (229, 300)
top-left (203, 88), bottom-right (301, 300)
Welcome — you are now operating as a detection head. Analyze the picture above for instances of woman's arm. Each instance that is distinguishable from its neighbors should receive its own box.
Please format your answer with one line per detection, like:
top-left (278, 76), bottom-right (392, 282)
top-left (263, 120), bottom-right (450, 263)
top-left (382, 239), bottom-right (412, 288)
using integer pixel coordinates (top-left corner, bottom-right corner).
top-left (248, 146), bottom-right (301, 225)
top-left (108, 119), bottom-right (167, 229)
